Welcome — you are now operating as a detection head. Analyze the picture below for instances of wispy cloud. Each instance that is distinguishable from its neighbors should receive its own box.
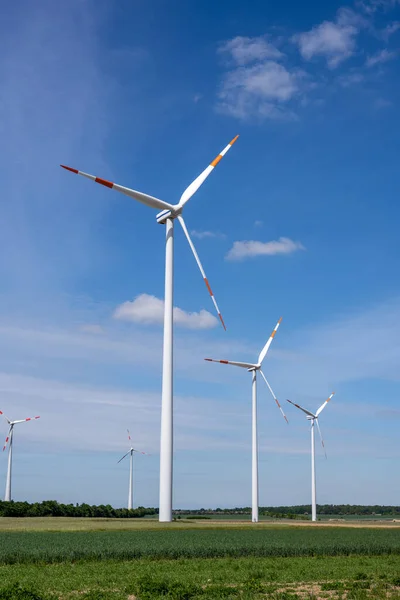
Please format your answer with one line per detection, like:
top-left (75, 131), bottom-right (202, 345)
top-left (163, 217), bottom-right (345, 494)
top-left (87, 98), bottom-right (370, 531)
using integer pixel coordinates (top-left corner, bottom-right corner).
top-left (379, 20), bottom-right (400, 39)
top-left (80, 324), bottom-right (105, 335)
top-left (254, 220), bottom-right (263, 227)
top-left (226, 237), bottom-right (305, 261)
top-left (113, 294), bottom-right (218, 330)
top-left (358, 0), bottom-right (400, 14)
top-left (190, 230), bottom-right (226, 240)
top-left (218, 35), bottom-right (283, 65)
top-left (338, 72), bottom-right (365, 86)
top-left (217, 34), bottom-right (304, 120)
top-left (293, 8), bottom-right (364, 68)
top-left (365, 48), bottom-right (397, 66)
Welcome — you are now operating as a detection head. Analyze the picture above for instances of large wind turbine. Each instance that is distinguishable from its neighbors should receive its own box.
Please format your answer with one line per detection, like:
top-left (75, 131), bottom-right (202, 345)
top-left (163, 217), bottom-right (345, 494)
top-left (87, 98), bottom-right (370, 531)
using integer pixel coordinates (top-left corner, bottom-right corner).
top-left (118, 429), bottom-right (147, 510)
top-left (286, 393), bottom-right (335, 522)
top-left (1, 411), bottom-right (40, 502)
top-left (205, 318), bottom-right (288, 523)
top-left (61, 136), bottom-right (238, 521)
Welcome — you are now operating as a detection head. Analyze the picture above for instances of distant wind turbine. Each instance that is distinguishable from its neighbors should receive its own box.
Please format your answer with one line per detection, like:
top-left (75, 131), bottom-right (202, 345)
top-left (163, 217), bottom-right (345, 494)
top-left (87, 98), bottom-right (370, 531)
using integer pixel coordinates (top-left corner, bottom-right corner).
top-left (205, 318), bottom-right (288, 523)
top-left (118, 430), bottom-right (148, 510)
top-left (1, 411), bottom-right (40, 502)
top-left (61, 136), bottom-right (238, 522)
top-left (286, 393), bottom-right (335, 522)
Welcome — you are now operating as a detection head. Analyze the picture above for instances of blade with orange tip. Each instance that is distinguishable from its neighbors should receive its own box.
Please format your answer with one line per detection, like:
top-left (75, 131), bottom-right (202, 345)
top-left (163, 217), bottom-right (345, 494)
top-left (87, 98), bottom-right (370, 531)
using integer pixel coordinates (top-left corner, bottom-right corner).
top-left (204, 358), bottom-right (256, 369)
top-left (316, 392), bottom-right (335, 417)
top-left (0, 411), bottom-right (10, 424)
top-left (259, 370), bottom-right (288, 423)
top-left (177, 135), bottom-right (239, 208)
top-left (12, 416), bottom-right (40, 425)
top-left (2, 426), bottom-right (12, 452)
top-left (177, 215), bottom-right (226, 330)
top-left (257, 317), bottom-right (282, 366)
top-left (286, 399), bottom-right (316, 419)
top-left (60, 165), bottom-right (175, 213)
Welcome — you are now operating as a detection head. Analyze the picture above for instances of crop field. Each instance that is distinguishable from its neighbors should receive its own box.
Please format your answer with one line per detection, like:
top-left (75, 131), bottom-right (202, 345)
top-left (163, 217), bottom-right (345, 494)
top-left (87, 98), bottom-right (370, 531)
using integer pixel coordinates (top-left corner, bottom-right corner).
top-left (0, 521), bottom-right (399, 599)
top-left (1, 526), bottom-right (400, 563)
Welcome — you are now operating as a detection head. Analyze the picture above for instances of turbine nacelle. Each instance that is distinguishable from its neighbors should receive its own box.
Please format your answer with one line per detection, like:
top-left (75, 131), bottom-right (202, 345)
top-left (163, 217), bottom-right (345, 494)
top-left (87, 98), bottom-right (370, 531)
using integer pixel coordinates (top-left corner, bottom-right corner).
top-left (156, 207), bottom-right (182, 224)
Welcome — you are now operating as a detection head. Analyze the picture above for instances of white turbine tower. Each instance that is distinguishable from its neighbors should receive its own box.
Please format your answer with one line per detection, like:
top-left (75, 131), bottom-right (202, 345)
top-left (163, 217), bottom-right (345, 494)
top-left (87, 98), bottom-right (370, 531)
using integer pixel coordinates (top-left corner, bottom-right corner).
top-left (118, 429), bottom-right (147, 510)
top-left (286, 392), bottom-right (335, 522)
top-left (204, 318), bottom-right (288, 523)
top-left (61, 136), bottom-right (238, 521)
top-left (1, 411), bottom-right (40, 502)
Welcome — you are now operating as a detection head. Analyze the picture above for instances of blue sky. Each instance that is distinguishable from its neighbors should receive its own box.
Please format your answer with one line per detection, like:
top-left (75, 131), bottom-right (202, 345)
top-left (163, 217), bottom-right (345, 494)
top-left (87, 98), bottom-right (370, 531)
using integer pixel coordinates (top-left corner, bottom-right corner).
top-left (0, 0), bottom-right (399, 509)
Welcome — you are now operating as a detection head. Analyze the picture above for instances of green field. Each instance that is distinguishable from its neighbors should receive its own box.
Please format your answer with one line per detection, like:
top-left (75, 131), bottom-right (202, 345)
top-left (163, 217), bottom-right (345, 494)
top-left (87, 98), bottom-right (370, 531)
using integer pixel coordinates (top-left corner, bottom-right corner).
top-left (1, 519), bottom-right (399, 599)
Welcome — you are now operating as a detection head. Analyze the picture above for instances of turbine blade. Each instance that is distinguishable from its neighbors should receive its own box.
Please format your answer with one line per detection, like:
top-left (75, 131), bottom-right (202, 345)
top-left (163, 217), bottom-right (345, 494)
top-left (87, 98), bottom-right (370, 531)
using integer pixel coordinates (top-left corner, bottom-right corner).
top-left (0, 411), bottom-right (11, 424)
top-left (315, 419), bottom-right (327, 459)
top-left (127, 429), bottom-right (132, 442)
top-left (204, 358), bottom-right (256, 369)
top-left (257, 318), bottom-right (282, 366)
top-left (259, 370), bottom-right (288, 423)
top-left (178, 135), bottom-right (239, 208)
top-left (316, 392), bottom-right (335, 417)
top-left (177, 215), bottom-right (226, 330)
top-left (12, 416), bottom-right (40, 424)
top-left (2, 427), bottom-right (12, 452)
top-left (286, 399), bottom-right (316, 419)
top-left (117, 451), bottom-right (130, 464)
top-left (133, 449), bottom-right (149, 455)
top-left (60, 165), bottom-right (174, 213)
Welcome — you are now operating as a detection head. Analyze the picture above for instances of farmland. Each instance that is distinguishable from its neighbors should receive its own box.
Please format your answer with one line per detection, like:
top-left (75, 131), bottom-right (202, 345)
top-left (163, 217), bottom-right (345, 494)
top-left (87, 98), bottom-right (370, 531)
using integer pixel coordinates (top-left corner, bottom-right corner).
top-left (0, 520), bottom-right (400, 599)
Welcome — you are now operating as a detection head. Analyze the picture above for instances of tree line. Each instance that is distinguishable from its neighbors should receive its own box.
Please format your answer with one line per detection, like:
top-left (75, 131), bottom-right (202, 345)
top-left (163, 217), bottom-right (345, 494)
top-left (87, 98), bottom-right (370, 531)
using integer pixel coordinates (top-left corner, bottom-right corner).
top-left (0, 500), bottom-right (158, 518)
top-left (1, 501), bottom-right (399, 518)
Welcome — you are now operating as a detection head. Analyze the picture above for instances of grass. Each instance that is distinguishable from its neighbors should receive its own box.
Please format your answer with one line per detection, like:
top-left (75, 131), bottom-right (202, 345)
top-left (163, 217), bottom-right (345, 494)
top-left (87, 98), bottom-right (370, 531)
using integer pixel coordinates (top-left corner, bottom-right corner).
top-left (0, 556), bottom-right (400, 599)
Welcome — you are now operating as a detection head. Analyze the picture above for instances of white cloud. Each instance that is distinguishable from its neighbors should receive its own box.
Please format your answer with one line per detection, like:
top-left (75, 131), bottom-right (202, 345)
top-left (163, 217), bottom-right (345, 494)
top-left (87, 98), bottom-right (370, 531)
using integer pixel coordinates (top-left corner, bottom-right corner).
top-left (365, 48), bottom-right (397, 66)
top-left (293, 8), bottom-right (363, 68)
top-left (113, 294), bottom-right (218, 330)
top-left (190, 230), bottom-right (226, 240)
top-left (219, 36), bottom-right (283, 65)
top-left (225, 237), bottom-right (305, 261)
top-left (254, 220), bottom-right (263, 227)
top-left (217, 60), bottom-right (303, 120)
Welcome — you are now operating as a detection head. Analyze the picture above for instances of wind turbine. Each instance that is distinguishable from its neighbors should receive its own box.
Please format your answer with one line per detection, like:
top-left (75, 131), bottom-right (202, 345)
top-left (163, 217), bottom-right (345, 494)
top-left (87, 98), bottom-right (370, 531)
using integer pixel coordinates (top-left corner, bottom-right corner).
top-left (1, 411), bottom-right (40, 502)
top-left (61, 136), bottom-right (238, 521)
top-left (204, 318), bottom-right (288, 523)
top-left (286, 392), bottom-right (335, 522)
top-left (118, 429), bottom-right (148, 510)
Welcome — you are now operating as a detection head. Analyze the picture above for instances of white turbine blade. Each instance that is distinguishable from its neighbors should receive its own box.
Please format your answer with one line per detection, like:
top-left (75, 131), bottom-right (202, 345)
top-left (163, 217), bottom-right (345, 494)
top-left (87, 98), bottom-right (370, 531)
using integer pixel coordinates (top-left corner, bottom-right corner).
top-left (12, 416), bottom-right (40, 425)
top-left (127, 429), bottom-right (132, 443)
top-left (286, 399), bottom-right (316, 419)
top-left (117, 451), bottom-right (131, 464)
top-left (2, 427), bottom-right (12, 452)
top-left (133, 449), bottom-right (149, 455)
top-left (61, 165), bottom-right (174, 213)
top-left (177, 215), bottom-right (226, 330)
top-left (257, 318), bottom-right (282, 366)
top-left (259, 370), bottom-right (288, 423)
top-left (315, 419), bottom-right (327, 459)
top-left (178, 136), bottom-right (239, 208)
top-left (0, 411), bottom-right (11, 424)
top-left (316, 392), bottom-right (335, 417)
top-left (204, 358), bottom-right (256, 369)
